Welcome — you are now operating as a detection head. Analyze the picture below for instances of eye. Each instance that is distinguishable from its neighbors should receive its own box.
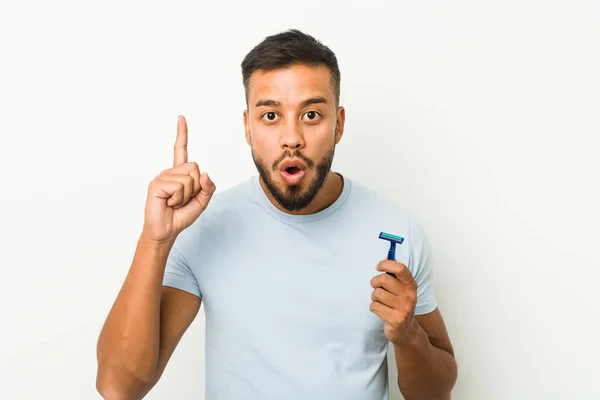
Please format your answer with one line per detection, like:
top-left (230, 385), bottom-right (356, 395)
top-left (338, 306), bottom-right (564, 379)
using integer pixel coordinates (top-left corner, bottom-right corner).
top-left (262, 111), bottom-right (279, 123)
top-left (302, 111), bottom-right (321, 122)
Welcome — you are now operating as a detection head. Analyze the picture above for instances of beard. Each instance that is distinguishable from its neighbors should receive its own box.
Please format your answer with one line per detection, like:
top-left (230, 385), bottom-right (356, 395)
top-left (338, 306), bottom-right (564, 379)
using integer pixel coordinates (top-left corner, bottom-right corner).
top-left (252, 145), bottom-right (335, 212)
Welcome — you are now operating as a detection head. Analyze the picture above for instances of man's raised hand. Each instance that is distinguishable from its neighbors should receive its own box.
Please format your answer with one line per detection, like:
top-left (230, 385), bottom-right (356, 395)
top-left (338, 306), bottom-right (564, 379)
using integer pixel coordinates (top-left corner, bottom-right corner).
top-left (142, 115), bottom-right (216, 243)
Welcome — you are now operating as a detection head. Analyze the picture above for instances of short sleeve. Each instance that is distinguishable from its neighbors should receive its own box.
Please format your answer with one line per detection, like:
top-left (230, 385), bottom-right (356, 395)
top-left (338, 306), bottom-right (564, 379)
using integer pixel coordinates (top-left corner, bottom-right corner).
top-left (163, 239), bottom-right (202, 299)
top-left (408, 213), bottom-right (438, 315)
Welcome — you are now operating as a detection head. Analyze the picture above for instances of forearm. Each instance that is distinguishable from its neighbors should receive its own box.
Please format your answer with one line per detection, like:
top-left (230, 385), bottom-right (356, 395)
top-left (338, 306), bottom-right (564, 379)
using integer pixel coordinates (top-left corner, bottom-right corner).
top-left (394, 320), bottom-right (457, 400)
top-left (96, 235), bottom-right (174, 398)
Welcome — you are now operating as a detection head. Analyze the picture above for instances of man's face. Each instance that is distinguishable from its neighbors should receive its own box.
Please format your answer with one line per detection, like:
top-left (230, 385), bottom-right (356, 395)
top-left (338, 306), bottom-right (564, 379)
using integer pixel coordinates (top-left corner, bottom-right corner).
top-left (243, 64), bottom-right (345, 212)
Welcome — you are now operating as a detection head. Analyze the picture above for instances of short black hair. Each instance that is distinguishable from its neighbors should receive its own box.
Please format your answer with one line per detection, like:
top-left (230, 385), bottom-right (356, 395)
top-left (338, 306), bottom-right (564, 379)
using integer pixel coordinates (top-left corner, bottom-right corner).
top-left (241, 29), bottom-right (341, 106)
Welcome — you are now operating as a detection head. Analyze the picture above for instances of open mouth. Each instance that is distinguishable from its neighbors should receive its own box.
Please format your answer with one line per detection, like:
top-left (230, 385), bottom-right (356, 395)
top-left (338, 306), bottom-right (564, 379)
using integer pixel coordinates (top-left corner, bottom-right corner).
top-left (285, 166), bottom-right (302, 175)
top-left (280, 161), bottom-right (307, 185)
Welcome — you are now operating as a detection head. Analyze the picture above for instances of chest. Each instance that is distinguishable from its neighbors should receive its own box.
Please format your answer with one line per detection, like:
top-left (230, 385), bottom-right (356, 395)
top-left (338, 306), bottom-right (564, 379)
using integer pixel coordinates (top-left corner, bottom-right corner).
top-left (196, 224), bottom-right (403, 346)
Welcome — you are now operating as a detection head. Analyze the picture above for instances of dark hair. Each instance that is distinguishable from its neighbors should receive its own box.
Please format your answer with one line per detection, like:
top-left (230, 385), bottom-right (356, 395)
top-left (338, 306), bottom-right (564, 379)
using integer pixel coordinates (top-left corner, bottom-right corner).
top-left (241, 29), bottom-right (341, 106)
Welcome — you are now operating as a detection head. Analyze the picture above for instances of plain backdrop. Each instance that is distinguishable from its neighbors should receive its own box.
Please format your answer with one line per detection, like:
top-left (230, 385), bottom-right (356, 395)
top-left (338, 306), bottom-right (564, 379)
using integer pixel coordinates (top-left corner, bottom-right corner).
top-left (1, 0), bottom-right (599, 399)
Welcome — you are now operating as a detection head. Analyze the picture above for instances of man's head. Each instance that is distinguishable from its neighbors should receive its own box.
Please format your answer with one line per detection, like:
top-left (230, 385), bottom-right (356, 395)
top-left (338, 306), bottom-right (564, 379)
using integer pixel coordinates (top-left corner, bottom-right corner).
top-left (241, 29), bottom-right (345, 212)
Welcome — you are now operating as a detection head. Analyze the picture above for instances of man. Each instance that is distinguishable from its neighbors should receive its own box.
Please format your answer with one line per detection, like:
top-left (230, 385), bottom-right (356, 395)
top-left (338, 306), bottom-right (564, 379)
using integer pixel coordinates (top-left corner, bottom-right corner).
top-left (96, 29), bottom-right (457, 400)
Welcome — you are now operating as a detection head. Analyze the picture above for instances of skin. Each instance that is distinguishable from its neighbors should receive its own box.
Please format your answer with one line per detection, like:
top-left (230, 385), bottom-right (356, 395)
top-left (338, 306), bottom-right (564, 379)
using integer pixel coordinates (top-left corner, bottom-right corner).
top-left (243, 64), bottom-right (346, 215)
top-left (96, 117), bottom-right (211, 399)
top-left (95, 64), bottom-right (457, 400)
top-left (372, 261), bottom-right (458, 399)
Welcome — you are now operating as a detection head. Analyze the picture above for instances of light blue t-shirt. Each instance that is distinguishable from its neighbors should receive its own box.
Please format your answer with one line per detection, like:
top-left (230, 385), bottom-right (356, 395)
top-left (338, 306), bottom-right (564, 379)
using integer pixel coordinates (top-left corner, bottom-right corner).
top-left (163, 173), bottom-right (437, 400)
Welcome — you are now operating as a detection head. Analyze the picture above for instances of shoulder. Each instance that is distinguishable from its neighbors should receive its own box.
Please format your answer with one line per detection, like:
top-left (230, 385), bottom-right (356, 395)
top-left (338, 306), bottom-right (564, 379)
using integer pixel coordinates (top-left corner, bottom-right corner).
top-left (345, 175), bottom-right (411, 220)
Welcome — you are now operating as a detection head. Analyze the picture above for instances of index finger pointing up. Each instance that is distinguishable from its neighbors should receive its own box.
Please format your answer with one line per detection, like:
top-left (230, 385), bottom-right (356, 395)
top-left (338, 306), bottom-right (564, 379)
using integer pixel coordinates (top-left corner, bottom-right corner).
top-left (174, 115), bottom-right (188, 166)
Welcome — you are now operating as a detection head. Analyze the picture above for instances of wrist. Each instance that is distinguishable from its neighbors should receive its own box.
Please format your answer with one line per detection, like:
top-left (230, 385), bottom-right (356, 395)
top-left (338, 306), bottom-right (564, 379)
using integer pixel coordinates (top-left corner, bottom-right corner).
top-left (139, 233), bottom-right (177, 249)
top-left (394, 318), bottom-right (423, 348)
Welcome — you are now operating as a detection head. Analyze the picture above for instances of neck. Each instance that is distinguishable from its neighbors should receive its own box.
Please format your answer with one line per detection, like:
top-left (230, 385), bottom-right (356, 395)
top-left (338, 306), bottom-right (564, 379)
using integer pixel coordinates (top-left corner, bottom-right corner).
top-left (259, 171), bottom-right (344, 215)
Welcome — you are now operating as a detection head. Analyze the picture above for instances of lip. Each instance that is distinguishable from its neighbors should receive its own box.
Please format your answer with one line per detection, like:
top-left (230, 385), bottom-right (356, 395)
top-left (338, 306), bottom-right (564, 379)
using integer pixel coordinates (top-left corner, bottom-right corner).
top-left (278, 158), bottom-right (308, 172)
top-left (278, 158), bottom-right (308, 185)
top-left (280, 169), bottom-right (306, 185)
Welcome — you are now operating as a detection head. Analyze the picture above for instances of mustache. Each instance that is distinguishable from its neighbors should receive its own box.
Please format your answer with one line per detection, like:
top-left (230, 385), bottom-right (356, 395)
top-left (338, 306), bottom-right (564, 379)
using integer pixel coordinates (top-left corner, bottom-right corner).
top-left (272, 149), bottom-right (315, 171)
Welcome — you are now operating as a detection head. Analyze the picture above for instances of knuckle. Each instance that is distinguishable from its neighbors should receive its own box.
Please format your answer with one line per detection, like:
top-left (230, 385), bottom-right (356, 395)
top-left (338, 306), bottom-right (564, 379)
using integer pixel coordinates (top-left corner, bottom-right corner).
top-left (379, 288), bottom-right (390, 303)
top-left (408, 291), bottom-right (417, 304)
top-left (184, 174), bottom-right (194, 185)
top-left (157, 170), bottom-right (172, 180)
top-left (403, 294), bottom-right (416, 309)
top-left (371, 288), bottom-right (380, 301)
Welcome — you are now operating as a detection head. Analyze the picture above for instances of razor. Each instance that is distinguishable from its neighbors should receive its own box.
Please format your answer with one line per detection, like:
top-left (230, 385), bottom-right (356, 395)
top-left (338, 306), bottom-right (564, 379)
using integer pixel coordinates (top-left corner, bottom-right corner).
top-left (378, 232), bottom-right (405, 277)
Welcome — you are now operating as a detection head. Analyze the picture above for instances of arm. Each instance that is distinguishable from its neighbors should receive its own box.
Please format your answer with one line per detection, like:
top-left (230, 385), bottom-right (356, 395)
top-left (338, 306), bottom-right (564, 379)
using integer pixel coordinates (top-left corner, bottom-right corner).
top-left (95, 236), bottom-right (201, 400)
top-left (96, 115), bottom-right (214, 399)
top-left (371, 262), bottom-right (457, 400)
top-left (393, 308), bottom-right (457, 399)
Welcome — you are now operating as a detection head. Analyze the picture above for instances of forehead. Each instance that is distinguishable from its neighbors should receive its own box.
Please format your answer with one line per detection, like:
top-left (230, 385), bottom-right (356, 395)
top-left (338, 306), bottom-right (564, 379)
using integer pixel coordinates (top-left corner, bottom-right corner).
top-left (248, 64), bottom-right (334, 106)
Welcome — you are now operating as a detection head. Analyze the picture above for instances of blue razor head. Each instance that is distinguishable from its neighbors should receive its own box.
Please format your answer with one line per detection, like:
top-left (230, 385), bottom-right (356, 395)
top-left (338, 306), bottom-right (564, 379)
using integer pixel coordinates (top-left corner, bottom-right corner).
top-left (378, 232), bottom-right (405, 244)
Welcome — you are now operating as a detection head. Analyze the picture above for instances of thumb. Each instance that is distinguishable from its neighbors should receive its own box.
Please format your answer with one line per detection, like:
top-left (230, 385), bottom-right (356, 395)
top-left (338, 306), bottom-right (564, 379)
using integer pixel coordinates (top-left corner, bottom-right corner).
top-left (192, 172), bottom-right (216, 212)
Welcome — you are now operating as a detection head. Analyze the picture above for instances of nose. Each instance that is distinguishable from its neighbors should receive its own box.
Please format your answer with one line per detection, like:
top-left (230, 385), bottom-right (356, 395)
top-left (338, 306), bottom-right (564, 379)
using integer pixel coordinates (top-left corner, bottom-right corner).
top-left (279, 120), bottom-right (305, 150)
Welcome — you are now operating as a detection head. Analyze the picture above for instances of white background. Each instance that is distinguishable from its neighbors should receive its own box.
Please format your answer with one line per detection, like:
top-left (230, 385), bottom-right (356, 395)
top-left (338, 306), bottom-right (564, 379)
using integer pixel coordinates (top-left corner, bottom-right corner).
top-left (1, 1), bottom-right (599, 399)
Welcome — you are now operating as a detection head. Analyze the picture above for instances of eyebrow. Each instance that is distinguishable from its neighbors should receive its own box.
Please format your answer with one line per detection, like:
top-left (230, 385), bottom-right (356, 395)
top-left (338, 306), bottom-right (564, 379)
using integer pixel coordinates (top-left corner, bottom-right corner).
top-left (254, 96), bottom-right (328, 108)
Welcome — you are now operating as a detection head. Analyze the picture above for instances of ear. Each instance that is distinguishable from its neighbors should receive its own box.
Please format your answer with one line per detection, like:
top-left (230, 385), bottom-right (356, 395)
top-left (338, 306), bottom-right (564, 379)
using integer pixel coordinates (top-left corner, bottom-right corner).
top-left (334, 106), bottom-right (346, 144)
top-left (243, 109), bottom-right (251, 145)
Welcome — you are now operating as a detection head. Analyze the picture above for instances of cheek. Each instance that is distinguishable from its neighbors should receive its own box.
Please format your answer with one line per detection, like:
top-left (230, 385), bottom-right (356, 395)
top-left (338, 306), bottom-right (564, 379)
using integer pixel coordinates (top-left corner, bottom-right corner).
top-left (311, 126), bottom-right (336, 148)
top-left (251, 128), bottom-right (273, 146)
top-left (249, 129), bottom-right (279, 156)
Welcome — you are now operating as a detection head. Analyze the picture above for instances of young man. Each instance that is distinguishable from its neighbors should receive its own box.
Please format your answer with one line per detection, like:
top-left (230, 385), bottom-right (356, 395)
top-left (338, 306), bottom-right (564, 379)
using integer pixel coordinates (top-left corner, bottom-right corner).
top-left (96, 29), bottom-right (457, 400)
